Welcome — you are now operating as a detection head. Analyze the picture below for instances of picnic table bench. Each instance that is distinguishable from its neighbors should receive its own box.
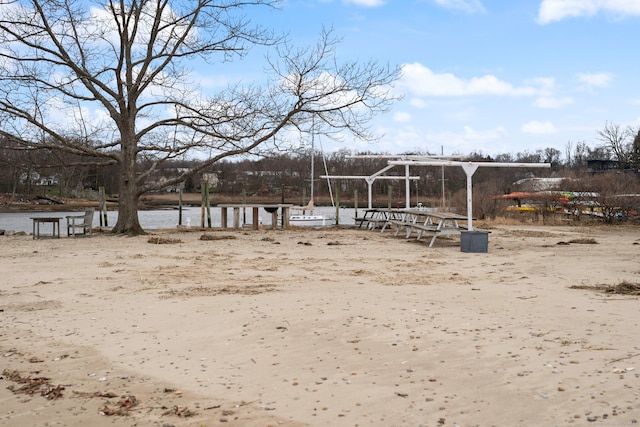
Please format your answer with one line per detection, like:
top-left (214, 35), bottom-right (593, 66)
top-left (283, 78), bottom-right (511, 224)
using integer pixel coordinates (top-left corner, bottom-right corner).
top-left (381, 209), bottom-right (471, 247)
top-left (354, 208), bottom-right (404, 230)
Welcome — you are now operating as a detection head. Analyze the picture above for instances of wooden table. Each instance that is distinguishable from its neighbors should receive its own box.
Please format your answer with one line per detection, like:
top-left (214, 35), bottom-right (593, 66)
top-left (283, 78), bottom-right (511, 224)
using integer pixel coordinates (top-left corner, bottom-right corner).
top-left (354, 208), bottom-right (404, 230)
top-left (381, 209), bottom-right (470, 247)
top-left (218, 204), bottom-right (293, 230)
top-left (31, 217), bottom-right (61, 239)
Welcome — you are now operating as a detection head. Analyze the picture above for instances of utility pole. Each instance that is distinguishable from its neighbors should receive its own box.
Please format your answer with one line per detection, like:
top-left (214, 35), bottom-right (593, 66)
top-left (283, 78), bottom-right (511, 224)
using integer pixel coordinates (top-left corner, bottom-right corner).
top-left (441, 146), bottom-right (446, 209)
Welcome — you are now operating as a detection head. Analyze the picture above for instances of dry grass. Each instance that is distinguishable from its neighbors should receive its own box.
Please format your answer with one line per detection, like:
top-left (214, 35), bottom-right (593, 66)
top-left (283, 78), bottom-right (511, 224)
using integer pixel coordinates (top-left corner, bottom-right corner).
top-left (160, 284), bottom-right (277, 298)
top-left (570, 280), bottom-right (640, 295)
top-left (199, 234), bottom-right (237, 241)
top-left (147, 236), bottom-right (182, 244)
top-left (566, 238), bottom-right (598, 244)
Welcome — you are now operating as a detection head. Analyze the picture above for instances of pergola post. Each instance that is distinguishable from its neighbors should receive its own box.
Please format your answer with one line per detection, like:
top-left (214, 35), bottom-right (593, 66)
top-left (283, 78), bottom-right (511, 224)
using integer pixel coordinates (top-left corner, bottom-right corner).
top-left (405, 165), bottom-right (411, 209)
top-left (461, 163), bottom-right (479, 231)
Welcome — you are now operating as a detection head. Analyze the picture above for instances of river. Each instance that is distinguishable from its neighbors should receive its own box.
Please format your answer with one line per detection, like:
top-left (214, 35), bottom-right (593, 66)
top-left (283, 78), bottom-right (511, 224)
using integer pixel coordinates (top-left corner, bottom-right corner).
top-left (0, 205), bottom-right (360, 234)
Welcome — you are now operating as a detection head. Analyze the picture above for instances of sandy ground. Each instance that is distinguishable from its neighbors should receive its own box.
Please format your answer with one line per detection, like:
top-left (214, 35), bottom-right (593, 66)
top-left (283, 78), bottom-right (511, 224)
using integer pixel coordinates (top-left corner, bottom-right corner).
top-left (1, 224), bottom-right (639, 427)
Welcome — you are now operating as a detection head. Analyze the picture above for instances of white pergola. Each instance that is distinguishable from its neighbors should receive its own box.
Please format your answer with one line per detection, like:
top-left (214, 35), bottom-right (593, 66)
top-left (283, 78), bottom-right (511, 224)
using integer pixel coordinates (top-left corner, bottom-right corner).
top-left (389, 158), bottom-right (551, 231)
top-left (322, 155), bottom-right (551, 231)
top-left (320, 163), bottom-right (419, 209)
top-left (321, 154), bottom-right (461, 211)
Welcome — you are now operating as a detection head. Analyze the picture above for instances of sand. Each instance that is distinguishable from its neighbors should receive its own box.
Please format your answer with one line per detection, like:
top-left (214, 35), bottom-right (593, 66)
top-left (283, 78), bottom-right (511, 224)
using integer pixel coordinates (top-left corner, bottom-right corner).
top-left (1, 224), bottom-right (639, 426)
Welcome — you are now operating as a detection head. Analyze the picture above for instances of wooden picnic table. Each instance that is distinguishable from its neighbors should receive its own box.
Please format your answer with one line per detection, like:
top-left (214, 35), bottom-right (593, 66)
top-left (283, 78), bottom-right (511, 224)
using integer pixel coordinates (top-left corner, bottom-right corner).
top-left (380, 209), bottom-right (470, 247)
top-left (354, 208), bottom-right (405, 230)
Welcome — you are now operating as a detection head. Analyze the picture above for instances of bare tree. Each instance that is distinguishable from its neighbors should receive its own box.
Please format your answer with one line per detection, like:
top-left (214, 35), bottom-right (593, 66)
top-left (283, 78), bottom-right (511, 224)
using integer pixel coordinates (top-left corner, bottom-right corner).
top-left (631, 126), bottom-right (640, 169)
top-left (0, 0), bottom-right (399, 234)
top-left (586, 173), bottom-right (640, 223)
top-left (596, 121), bottom-right (633, 166)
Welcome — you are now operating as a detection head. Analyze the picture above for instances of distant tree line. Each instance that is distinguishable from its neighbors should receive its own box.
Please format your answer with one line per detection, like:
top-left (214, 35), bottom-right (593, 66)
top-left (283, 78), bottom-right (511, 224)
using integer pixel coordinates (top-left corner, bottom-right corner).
top-left (2, 123), bottom-right (640, 223)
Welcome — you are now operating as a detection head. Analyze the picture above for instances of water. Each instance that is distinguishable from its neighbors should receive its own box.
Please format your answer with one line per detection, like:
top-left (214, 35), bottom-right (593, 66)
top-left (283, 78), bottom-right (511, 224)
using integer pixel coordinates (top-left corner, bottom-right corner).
top-left (0, 205), bottom-right (361, 234)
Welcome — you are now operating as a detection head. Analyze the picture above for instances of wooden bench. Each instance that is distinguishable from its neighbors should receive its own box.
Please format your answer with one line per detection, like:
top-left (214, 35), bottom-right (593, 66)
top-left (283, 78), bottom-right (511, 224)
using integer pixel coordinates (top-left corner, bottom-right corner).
top-left (383, 219), bottom-right (407, 235)
top-left (356, 217), bottom-right (390, 230)
top-left (355, 209), bottom-right (394, 230)
top-left (354, 216), bottom-right (369, 228)
top-left (66, 209), bottom-right (94, 237)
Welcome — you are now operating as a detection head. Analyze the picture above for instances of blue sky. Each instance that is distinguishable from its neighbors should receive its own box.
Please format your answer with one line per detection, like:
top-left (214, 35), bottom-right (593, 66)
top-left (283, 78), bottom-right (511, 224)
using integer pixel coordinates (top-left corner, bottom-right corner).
top-left (214, 0), bottom-right (640, 158)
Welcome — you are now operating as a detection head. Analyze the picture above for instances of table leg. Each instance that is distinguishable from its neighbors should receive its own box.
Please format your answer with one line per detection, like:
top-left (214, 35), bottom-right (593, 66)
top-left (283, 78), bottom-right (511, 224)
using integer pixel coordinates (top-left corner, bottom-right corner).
top-left (233, 207), bottom-right (240, 228)
top-left (282, 207), bottom-right (290, 229)
top-left (429, 220), bottom-right (444, 247)
top-left (221, 207), bottom-right (228, 228)
top-left (252, 207), bottom-right (259, 230)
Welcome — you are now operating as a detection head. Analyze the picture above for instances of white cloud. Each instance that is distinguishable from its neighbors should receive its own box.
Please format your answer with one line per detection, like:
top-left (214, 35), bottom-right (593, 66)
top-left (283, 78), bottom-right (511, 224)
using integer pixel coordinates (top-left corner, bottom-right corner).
top-left (393, 111), bottom-right (412, 123)
top-left (538, 0), bottom-right (640, 24)
top-left (421, 126), bottom-right (507, 148)
top-left (527, 77), bottom-right (556, 91)
top-left (399, 63), bottom-right (537, 97)
top-left (409, 98), bottom-right (429, 108)
top-left (343, 0), bottom-right (385, 6)
top-left (534, 95), bottom-right (574, 109)
top-left (432, 0), bottom-right (486, 14)
top-left (192, 72), bottom-right (232, 89)
top-left (576, 72), bottom-right (613, 88)
top-left (521, 120), bottom-right (557, 135)
top-left (458, 125), bottom-right (508, 142)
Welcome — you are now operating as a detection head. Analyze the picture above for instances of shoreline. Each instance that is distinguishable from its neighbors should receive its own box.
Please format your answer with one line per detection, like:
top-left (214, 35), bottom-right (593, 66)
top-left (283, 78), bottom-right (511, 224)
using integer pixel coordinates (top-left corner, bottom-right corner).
top-left (1, 225), bottom-right (639, 426)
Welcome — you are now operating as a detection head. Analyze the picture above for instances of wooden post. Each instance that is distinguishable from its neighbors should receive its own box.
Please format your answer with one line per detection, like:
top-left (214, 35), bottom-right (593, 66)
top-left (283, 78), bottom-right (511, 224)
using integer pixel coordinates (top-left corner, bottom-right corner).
top-left (252, 207), bottom-right (259, 230)
top-left (200, 185), bottom-right (205, 228)
top-left (178, 189), bottom-right (183, 226)
top-left (99, 186), bottom-right (108, 227)
top-left (205, 182), bottom-right (212, 228)
top-left (335, 185), bottom-right (340, 225)
top-left (281, 185), bottom-right (285, 228)
top-left (242, 189), bottom-right (247, 226)
top-left (354, 189), bottom-right (358, 219)
top-left (99, 186), bottom-right (104, 227)
top-left (233, 207), bottom-right (240, 228)
top-left (282, 206), bottom-right (290, 229)
top-left (387, 185), bottom-right (392, 209)
top-left (221, 207), bottom-right (228, 228)
top-left (302, 188), bottom-right (307, 213)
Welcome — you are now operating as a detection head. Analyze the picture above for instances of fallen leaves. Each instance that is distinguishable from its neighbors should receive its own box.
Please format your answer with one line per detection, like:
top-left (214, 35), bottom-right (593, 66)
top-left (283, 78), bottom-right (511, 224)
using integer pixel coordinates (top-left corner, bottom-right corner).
top-left (2, 369), bottom-right (64, 400)
top-left (147, 236), bottom-right (182, 244)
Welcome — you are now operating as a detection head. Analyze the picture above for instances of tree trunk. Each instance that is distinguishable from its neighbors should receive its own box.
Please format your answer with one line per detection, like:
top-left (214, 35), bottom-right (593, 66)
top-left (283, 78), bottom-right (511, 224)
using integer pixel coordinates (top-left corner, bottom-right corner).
top-left (112, 135), bottom-right (145, 235)
top-left (113, 181), bottom-right (144, 235)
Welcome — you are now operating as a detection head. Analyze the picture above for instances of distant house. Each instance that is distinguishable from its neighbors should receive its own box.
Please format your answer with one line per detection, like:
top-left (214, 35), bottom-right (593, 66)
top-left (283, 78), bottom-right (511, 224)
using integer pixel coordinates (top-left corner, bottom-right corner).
top-left (156, 176), bottom-right (185, 193)
top-left (587, 159), bottom-right (621, 173)
top-left (202, 172), bottom-right (219, 188)
top-left (19, 172), bottom-right (59, 186)
top-left (38, 176), bottom-right (59, 186)
top-left (512, 177), bottom-right (566, 192)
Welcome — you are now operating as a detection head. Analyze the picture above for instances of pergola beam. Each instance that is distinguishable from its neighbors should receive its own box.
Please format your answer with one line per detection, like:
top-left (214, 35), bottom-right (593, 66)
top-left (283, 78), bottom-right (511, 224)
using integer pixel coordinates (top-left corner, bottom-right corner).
top-left (321, 173), bottom-right (419, 209)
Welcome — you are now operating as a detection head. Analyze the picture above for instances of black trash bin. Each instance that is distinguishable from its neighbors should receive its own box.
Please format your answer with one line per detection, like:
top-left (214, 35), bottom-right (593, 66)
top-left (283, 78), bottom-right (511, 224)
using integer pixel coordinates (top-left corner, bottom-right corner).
top-left (460, 230), bottom-right (489, 253)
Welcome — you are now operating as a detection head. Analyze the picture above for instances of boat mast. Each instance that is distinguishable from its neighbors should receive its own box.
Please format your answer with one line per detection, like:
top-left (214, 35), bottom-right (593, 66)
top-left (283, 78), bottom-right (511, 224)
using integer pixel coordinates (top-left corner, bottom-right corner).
top-left (310, 131), bottom-right (314, 207)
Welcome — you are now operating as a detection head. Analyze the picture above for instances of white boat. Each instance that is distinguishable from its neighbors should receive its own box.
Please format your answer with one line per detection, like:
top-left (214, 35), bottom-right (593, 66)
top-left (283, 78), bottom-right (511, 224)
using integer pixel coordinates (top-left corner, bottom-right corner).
top-left (289, 213), bottom-right (330, 226)
top-left (289, 199), bottom-right (332, 226)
